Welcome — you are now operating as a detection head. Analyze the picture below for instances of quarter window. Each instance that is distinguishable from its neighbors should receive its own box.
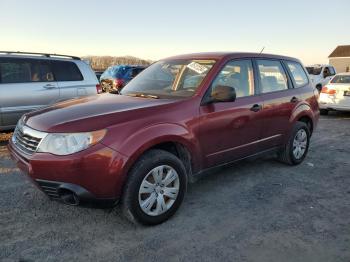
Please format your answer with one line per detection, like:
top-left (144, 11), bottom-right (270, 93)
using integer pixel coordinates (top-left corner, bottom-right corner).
top-left (285, 61), bottom-right (309, 88)
top-left (52, 61), bottom-right (83, 81)
top-left (211, 60), bottom-right (255, 98)
top-left (257, 60), bottom-right (288, 93)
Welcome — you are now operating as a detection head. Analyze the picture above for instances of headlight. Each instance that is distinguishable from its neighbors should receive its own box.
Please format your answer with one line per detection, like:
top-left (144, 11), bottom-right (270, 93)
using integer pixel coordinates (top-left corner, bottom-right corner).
top-left (37, 129), bottom-right (106, 155)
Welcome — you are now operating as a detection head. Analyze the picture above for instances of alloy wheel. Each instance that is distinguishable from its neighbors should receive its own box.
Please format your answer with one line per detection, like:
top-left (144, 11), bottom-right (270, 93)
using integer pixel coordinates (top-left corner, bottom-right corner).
top-left (138, 165), bottom-right (180, 216)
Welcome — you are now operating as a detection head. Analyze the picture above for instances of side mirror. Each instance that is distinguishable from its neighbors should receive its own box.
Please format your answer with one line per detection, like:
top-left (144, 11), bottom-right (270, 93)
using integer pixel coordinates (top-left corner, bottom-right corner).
top-left (208, 85), bottom-right (236, 103)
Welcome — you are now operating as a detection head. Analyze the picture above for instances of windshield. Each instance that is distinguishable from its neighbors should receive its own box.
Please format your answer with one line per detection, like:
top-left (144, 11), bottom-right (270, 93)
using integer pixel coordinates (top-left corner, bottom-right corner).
top-left (330, 75), bottom-right (350, 84)
top-left (306, 66), bottom-right (322, 75)
top-left (120, 59), bottom-right (216, 99)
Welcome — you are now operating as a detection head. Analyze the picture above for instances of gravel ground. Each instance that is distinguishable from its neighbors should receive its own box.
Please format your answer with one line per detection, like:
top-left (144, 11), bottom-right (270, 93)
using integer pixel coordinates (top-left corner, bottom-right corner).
top-left (1, 112), bottom-right (350, 262)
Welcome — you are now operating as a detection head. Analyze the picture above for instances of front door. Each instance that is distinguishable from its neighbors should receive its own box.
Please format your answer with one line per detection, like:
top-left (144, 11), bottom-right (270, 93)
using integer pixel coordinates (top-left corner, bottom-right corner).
top-left (0, 58), bottom-right (59, 127)
top-left (199, 59), bottom-right (264, 168)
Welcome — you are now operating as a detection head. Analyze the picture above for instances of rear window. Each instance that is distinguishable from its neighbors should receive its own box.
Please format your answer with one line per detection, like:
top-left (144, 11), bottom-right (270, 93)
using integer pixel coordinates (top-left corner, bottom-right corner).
top-left (330, 75), bottom-right (350, 84)
top-left (306, 66), bottom-right (322, 75)
top-left (101, 66), bottom-right (127, 79)
top-left (0, 58), bottom-right (55, 84)
top-left (285, 61), bottom-right (309, 88)
top-left (52, 61), bottom-right (83, 81)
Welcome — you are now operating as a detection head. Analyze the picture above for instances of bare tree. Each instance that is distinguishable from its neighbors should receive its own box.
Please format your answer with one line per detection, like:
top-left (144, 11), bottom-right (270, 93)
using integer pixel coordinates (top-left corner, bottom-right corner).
top-left (83, 56), bottom-right (152, 71)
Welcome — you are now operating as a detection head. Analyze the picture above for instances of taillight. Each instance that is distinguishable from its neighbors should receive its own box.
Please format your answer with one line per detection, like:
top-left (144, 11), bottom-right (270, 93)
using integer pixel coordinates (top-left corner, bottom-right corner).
top-left (96, 84), bottom-right (102, 94)
top-left (114, 78), bottom-right (125, 88)
top-left (321, 86), bottom-right (336, 95)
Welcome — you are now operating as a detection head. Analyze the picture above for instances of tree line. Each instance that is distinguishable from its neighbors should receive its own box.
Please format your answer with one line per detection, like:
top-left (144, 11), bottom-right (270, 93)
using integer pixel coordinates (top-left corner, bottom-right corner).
top-left (83, 56), bottom-right (152, 71)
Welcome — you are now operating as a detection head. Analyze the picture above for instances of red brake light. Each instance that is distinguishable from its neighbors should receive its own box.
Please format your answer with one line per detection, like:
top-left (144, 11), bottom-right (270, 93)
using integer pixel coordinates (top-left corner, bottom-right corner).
top-left (114, 78), bottom-right (125, 88)
top-left (321, 86), bottom-right (336, 95)
top-left (96, 84), bottom-right (102, 94)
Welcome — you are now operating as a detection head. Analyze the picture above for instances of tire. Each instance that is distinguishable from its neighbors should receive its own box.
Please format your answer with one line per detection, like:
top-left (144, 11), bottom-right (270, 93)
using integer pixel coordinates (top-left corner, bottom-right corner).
top-left (122, 149), bottom-right (187, 225)
top-left (278, 121), bottom-right (310, 165)
top-left (320, 109), bottom-right (329, 115)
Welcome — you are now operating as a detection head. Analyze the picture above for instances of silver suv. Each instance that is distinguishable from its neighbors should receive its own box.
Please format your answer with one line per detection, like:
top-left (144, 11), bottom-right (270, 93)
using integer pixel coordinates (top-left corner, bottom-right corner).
top-left (0, 51), bottom-right (100, 131)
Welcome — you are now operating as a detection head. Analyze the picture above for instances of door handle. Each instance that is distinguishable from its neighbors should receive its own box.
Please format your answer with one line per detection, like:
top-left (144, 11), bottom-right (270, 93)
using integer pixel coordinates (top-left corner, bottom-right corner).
top-left (250, 104), bottom-right (262, 112)
top-left (290, 96), bottom-right (299, 103)
top-left (43, 84), bottom-right (56, 89)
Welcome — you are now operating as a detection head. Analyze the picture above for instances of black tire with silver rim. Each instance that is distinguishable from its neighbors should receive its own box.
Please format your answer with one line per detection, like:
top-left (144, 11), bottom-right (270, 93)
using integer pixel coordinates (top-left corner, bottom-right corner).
top-left (122, 149), bottom-right (187, 225)
top-left (278, 121), bottom-right (310, 165)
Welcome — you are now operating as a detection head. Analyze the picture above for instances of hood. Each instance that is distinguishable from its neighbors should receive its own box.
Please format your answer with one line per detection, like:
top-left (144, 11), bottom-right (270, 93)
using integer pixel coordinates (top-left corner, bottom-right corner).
top-left (25, 94), bottom-right (173, 132)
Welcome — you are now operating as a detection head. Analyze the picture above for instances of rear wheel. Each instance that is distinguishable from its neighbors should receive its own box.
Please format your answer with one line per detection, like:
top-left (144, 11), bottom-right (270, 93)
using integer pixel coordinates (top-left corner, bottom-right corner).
top-left (278, 122), bottom-right (310, 165)
top-left (122, 149), bottom-right (187, 225)
top-left (320, 109), bottom-right (329, 115)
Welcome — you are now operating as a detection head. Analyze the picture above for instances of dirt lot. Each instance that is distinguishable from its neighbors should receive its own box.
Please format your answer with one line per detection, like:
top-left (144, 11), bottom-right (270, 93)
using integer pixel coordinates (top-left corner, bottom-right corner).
top-left (0, 113), bottom-right (349, 262)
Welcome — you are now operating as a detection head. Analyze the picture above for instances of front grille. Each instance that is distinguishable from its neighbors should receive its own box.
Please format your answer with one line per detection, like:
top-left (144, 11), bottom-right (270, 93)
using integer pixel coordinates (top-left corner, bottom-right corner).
top-left (12, 123), bottom-right (47, 155)
top-left (36, 180), bottom-right (60, 200)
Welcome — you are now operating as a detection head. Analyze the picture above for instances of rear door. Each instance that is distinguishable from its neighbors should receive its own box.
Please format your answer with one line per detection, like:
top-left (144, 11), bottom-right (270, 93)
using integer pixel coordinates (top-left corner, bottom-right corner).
top-left (52, 60), bottom-right (86, 100)
top-left (254, 59), bottom-right (299, 150)
top-left (0, 57), bottom-right (59, 127)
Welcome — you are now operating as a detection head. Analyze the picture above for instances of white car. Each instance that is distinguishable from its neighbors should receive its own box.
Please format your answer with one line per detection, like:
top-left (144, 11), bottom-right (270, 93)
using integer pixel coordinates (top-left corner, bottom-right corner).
top-left (306, 64), bottom-right (336, 92)
top-left (319, 73), bottom-right (350, 115)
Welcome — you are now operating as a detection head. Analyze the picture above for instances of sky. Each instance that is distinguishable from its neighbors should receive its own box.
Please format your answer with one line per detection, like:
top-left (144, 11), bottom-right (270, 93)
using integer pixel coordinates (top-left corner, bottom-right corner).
top-left (1, 0), bottom-right (349, 65)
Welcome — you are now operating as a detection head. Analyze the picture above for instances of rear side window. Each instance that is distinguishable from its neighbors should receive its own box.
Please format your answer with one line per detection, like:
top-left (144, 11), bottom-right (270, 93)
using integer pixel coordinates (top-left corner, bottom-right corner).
top-left (256, 60), bottom-right (288, 93)
top-left (285, 61), bottom-right (309, 88)
top-left (52, 61), bottom-right (83, 81)
top-left (0, 58), bottom-right (55, 83)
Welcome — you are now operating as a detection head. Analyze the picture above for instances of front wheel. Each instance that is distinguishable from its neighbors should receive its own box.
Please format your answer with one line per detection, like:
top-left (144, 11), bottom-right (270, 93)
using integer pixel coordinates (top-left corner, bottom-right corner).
top-left (122, 149), bottom-right (187, 225)
top-left (278, 121), bottom-right (310, 165)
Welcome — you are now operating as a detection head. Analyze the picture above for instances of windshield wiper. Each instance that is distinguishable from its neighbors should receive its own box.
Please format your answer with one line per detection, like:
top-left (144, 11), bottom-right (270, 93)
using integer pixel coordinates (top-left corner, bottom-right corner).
top-left (125, 93), bottom-right (159, 99)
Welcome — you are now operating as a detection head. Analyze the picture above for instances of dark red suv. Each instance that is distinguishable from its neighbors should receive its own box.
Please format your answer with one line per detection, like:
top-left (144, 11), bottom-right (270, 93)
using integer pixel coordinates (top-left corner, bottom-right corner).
top-left (8, 52), bottom-right (319, 225)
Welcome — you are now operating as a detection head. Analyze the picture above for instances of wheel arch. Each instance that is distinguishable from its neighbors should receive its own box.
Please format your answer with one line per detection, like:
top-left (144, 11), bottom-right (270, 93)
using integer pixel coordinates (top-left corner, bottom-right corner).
top-left (114, 123), bottom-right (201, 196)
top-left (289, 103), bottom-right (315, 135)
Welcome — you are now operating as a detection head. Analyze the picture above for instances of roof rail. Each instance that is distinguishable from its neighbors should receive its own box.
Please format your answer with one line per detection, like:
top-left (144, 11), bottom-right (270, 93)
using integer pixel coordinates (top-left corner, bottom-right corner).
top-left (0, 51), bottom-right (81, 60)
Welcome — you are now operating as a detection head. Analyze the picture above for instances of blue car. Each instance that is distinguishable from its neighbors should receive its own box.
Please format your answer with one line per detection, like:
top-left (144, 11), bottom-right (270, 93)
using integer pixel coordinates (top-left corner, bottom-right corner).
top-left (100, 65), bottom-right (146, 93)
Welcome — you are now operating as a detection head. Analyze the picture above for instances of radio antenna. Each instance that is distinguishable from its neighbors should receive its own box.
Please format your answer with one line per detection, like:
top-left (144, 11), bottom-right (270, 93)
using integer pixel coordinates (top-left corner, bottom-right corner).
top-left (259, 47), bottom-right (265, 55)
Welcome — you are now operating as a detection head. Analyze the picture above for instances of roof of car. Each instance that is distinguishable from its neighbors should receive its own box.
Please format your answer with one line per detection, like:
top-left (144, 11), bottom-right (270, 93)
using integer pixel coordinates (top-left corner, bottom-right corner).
top-left (163, 52), bottom-right (300, 62)
top-left (335, 72), bottom-right (350, 76)
top-left (306, 64), bottom-right (331, 67)
top-left (0, 51), bottom-right (81, 61)
top-left (109, 65), bottom-right (146, 69)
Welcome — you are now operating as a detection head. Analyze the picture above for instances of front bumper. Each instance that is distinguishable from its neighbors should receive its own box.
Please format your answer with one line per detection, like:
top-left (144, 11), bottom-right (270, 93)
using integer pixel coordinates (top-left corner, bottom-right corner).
top-left (8, 139), bottom-right (128, 202)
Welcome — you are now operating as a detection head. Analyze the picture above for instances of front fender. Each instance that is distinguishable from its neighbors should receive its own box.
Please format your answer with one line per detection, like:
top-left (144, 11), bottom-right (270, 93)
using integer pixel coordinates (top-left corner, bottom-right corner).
top-left (103, 123), bottom-right (201, 192)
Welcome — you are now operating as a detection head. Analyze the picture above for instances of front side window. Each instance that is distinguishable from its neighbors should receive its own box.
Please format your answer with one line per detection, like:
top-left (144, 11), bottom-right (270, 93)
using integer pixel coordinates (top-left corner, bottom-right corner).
top-left (286, 61), bottom-right (309, 88)
top-left (121, 59), bottom-right (216, 99)
top-left (210, 59), bottom-right (255, 98)
top-left (257, 60), bottom-right (288, 93)
top-left (329, 67), bottom-right (336, 76)
top-left (52, 61), bottom-right (83, 81)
